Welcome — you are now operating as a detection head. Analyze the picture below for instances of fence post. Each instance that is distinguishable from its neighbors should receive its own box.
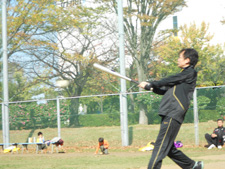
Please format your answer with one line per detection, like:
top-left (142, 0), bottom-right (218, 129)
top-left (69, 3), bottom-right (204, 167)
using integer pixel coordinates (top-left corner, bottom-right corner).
top-left (193, 89), bottom-right (199, 146)
top-left (2, 103), bottom-right (5, 148)
top-left (2, 0), bottom-right (10, 149)
top-left (118, 0), bottom-right (129, 146)
top-left (57, 97), bottom-right (61, 138)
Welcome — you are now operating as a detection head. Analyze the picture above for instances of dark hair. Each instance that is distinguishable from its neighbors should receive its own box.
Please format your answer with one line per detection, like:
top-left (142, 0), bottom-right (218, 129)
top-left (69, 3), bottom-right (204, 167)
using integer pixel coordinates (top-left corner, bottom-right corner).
top-left (38, 132), bottom-right (43, 136)
top-left (98, 137), bottom-right (104, 142)
top-left (179, 48), bottom-right (199, 67)
top-left (217, 119), bottom-right (223, 122)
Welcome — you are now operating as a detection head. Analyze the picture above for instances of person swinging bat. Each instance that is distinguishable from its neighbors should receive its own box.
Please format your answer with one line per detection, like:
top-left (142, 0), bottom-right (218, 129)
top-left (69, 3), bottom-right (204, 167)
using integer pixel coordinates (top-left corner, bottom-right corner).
top-left (94, 48), bottom-right (203, 169)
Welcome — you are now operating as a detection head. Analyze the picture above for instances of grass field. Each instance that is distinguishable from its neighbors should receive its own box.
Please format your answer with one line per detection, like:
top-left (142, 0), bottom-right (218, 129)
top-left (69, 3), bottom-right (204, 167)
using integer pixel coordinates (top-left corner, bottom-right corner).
top-left (0, 121), bottom-right (225, 169)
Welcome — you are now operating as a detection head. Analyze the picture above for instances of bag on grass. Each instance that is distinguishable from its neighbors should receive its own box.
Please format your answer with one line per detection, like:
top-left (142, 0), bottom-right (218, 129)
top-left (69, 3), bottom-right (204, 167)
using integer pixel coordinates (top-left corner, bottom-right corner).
top-left (51, 137), bottom-right (64, 146)
top-left (139, 142), bottom-right (155, 151)
top-left (3, 146), bottom-right (20, 153)
top-left (174, 141), bottom-right (183, 148)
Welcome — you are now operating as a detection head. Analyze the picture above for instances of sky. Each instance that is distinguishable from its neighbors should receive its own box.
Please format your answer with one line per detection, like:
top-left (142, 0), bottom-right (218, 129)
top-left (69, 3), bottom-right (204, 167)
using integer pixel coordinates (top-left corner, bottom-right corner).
top-left (157, 0), bottom-right (225, 45)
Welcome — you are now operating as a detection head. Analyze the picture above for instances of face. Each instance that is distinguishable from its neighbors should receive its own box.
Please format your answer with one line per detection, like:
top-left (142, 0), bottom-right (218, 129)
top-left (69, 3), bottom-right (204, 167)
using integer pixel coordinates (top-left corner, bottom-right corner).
top-left (177, 51), bottom-right (190, 68)
top-left (217, 120), bottom-right (223, 127)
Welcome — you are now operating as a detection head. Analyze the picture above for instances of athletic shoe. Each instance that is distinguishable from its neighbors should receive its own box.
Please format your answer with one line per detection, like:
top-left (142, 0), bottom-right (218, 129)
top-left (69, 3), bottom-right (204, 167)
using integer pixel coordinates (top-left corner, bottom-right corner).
top-left (193, 161), bottom-right (204, 169)
top-left (218, 145), bottom-right (222, 149)
top-left (208, 144), bottom-right (216, 149)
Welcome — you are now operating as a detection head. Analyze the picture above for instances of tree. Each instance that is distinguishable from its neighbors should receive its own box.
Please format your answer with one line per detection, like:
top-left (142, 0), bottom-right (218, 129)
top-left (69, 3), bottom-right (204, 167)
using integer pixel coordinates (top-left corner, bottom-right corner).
top-left (107, 0), bottom-right (186, 124)
top-left (0, 60), bottom-right (51, 101)
top-left (154, 22), bottom-right (225, 85)
top-left (5, 0), bottom-right (118, 126)
top-left (1, 0), bottom-right (78, 100)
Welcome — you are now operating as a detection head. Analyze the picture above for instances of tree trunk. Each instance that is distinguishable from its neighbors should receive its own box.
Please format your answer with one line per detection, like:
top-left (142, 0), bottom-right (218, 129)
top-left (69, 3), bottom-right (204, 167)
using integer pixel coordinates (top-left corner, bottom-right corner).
top-left (139, 103), bottom-right (148, 124)
top-left (100, 96), bottom-right (103, 113)
top-left (136, 60), bottom-right (148, 124)
top-left (69, 98), bottom-right (80, 126)
top-left (128, 93), bottom-right (135, 113)
top-left (69, 85), bottom-right (83, 127)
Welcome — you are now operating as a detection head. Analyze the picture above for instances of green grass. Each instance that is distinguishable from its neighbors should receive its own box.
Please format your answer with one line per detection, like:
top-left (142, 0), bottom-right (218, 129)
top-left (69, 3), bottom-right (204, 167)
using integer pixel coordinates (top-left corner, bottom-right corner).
top-left (0, 121), bottom-right (224, 169)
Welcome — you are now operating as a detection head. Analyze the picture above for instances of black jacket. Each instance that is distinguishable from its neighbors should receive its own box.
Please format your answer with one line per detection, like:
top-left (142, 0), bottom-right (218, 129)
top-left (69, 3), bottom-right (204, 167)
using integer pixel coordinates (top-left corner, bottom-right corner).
top-left (149, 66), bottom-right (197, 123)
top-left (213, 127), bottom-right (225, 145)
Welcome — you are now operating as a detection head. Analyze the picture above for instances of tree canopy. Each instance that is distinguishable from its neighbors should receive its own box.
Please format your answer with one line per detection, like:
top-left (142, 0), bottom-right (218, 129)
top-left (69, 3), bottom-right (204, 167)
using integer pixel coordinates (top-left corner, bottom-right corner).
top-left (154, 22), bottom-right (225, 86)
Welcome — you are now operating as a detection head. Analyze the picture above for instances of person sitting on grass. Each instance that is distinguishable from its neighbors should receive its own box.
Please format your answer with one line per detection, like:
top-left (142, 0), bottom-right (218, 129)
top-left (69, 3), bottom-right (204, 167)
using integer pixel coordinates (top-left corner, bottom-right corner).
top-left (95, 137), bottom-right (109, 155)
top-left (37, 131), bottom-right (47, 153)
top-left (205, 119), bottom-right (225, 149)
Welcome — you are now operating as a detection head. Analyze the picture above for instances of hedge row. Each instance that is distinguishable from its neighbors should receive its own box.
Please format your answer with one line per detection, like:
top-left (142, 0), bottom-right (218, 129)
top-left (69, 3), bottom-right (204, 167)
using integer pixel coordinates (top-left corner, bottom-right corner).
top-left (77, 109), bottom-right (223, 127)
top-left (78, 113), bottom-right (139, 127)
top-left (198, 110), bottom-right (223, 122)
top-left (1, 109), bottom-right (221, 130)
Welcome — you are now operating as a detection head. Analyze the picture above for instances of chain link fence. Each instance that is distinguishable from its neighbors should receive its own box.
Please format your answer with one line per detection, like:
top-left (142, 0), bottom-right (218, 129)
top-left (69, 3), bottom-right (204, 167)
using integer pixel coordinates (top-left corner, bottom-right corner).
top-left (196, 86), bottom-right (225, 122)
top-left (0, 86), bottom-right (224, 143)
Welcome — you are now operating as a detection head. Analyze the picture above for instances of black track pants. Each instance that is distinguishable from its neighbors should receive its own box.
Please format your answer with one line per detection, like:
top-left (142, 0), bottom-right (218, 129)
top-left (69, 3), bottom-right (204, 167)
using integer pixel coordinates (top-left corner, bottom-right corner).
top-left (148, 116), bottom-right (195, 169)
top-left (205, 133), bottom-right (224, 146)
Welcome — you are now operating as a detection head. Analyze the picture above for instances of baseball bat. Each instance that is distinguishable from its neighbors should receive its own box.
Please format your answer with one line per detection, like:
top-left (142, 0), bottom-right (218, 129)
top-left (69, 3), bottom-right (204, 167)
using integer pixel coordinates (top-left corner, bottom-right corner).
top-left (93, 63), bottom-right (139, 84)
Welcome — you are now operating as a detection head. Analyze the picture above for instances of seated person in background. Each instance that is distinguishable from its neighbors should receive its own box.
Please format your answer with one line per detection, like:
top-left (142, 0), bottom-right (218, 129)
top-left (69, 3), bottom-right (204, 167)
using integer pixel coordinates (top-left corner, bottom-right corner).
top-left (95, 137), bottom-right (109, 155)
top-left (205, 119), bottom-right (225, 149)
top-left (37, 131), bottom-right (47, 153)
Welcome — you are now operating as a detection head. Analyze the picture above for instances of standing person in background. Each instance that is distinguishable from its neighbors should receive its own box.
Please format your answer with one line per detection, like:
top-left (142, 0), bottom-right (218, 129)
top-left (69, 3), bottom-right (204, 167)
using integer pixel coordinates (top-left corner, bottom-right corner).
top-left (139, 48), bottom-right (203, 169)
top-left (95, 137), bottom-right (109, 155)
top-left (205, 119), bottom-right (225, 149)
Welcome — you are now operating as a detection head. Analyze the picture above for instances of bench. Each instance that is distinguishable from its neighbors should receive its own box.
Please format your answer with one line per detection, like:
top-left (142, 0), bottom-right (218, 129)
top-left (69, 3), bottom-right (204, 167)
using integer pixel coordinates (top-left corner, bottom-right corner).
top-left (0, 142), bottom-right (54, 154)
top-left (18, 143), bottom-right (44, 154)
top-left (18, 142), bottom-right (59, 154)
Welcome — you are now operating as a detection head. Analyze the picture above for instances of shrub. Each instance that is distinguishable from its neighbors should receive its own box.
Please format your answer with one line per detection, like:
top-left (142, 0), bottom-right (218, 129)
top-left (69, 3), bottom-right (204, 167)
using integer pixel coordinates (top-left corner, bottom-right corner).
top-left (198, 110), bottom-right (221, 122)
top-left (8, 100), bottom-right (70, 130)
top-left (78, 113), bottom-right (139, 127)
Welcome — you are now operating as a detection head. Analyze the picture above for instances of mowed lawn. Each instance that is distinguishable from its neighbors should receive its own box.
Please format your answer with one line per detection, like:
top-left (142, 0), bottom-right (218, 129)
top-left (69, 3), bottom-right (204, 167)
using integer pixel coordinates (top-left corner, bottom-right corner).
top-left (0, 121), bottom-right (225, 169)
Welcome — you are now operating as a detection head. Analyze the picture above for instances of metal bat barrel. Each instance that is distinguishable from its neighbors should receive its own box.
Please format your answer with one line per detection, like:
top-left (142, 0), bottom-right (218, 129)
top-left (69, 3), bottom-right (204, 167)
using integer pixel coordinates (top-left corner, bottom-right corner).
top-left (130, 79), bottom-right (139, 84)
top-left (93, 63), bottom-right (139, 84)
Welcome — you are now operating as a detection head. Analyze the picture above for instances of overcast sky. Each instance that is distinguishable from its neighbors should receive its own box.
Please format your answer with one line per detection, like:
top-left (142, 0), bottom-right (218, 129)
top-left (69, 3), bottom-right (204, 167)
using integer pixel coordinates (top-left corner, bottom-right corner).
top-left (158, 0), bottom-right (225, 45)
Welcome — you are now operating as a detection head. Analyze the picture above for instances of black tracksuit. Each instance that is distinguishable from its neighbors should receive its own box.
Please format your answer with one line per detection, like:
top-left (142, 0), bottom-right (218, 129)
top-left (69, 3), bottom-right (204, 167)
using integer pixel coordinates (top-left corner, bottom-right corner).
top-left (146, 66), bottom-right (197, 169)
top-left (205, 127), bottom-right (225, 146)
